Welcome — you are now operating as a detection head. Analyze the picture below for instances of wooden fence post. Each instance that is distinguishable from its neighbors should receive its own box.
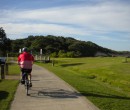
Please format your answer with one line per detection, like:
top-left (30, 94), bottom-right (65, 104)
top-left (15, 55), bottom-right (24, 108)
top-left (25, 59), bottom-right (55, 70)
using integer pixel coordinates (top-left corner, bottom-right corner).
top-left (1, 64), bottom-right (5, 79)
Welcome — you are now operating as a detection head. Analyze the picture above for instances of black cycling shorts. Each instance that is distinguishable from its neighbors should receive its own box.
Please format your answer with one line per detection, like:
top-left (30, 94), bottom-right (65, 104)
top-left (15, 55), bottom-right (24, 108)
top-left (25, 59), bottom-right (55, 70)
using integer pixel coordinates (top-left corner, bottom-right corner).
top-left (21, 68), bottom-right (32, 73)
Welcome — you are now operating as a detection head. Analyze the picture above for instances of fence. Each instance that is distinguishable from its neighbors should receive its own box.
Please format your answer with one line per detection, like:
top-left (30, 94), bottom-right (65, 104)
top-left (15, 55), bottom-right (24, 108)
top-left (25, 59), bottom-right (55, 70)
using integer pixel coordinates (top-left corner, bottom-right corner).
top-left (35, 55), bottom-right (51, 63)
top-left (35, 55), bottom-right (55, 66)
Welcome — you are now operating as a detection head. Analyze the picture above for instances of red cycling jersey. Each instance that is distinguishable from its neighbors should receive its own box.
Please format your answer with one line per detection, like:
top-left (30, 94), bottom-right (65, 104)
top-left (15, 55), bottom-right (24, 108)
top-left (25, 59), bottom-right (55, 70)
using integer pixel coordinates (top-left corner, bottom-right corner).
top-left (18, 52), bottom-right (34, 69)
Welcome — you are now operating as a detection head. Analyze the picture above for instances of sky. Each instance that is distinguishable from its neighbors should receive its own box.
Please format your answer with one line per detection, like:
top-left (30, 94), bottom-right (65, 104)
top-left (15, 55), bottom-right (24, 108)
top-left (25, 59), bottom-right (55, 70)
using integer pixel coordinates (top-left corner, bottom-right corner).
top-left (0, 0), bottom-right (130, 51)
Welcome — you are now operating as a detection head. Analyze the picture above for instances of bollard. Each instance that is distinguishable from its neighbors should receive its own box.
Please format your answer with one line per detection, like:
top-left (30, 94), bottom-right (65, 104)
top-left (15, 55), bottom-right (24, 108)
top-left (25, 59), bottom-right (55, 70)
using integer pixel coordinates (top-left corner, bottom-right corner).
top-left (48, 56), bottom-right (50, 62)
top-left (52, 60), bottom-right (54, 67)
top-left (1, 64), bottom-right (5, 79)
top-left (5, 63), bottom-right (8, 75)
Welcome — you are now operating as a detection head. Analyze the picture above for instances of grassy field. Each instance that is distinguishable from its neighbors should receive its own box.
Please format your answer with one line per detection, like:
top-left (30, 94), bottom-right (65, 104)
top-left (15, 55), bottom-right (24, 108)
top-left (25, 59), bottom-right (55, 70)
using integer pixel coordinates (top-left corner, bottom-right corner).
top-left (36, 57), bottom-right (130, 110)
top-left (0, 63), bottom-right (20, 110)
top-left (8, 63), bottom-right (20, 75)
top-left (0, 80), bottom-right (18, 110)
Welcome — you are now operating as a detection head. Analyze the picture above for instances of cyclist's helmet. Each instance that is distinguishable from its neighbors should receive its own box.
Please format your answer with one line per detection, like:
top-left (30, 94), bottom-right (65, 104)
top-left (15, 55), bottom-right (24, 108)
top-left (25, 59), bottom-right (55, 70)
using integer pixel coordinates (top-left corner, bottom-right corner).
top-left (22, 47), bottom-right (27, 52)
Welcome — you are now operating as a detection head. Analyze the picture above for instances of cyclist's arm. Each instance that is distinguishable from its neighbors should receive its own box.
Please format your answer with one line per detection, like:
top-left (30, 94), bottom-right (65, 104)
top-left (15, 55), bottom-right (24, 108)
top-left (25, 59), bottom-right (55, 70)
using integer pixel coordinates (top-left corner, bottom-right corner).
top-left (31, 55), bottom-right (34, 64)
top-left (18, 55), bottom-right (21, 65)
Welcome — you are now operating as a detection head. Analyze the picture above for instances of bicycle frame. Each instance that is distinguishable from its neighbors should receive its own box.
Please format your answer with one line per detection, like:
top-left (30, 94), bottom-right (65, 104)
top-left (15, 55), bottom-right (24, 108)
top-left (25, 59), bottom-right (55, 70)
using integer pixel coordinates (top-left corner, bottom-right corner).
top-left (23, 72), bottom-right (31, 96)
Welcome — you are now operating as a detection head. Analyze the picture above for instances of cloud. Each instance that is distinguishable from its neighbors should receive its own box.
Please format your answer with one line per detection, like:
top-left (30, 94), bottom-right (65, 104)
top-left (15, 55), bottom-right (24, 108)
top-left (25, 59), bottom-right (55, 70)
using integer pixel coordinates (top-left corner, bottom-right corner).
top-left (1, 23), bottom-right (90, 39)
top-left (0, 1), bottom-right (130, 40)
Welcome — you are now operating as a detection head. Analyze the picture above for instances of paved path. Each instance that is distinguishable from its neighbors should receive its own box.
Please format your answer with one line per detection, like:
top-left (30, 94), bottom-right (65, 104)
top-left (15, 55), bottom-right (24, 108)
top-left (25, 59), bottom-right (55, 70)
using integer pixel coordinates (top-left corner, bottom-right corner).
top-left (10, 64), bottom-right (100, 110)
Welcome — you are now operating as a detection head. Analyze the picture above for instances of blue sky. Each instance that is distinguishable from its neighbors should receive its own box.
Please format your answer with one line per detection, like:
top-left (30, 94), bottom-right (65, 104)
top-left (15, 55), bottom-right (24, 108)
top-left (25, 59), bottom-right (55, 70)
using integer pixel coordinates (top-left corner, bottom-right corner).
top-left (0, 0), bottom-right (130, 51)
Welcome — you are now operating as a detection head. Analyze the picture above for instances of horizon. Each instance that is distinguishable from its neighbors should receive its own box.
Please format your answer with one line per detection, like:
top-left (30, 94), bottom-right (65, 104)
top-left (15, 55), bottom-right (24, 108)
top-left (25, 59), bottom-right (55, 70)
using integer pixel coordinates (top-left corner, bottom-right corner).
top-left (0, 0), bottom-right (130, 51)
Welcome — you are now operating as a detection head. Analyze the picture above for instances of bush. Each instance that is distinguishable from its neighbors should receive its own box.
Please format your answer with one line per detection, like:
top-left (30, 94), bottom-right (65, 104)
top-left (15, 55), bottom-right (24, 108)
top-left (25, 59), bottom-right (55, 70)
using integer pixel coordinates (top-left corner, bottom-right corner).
top-left (50, 52), bottom-right (57, 58)
top-left (58, 50), bottom-right (67, 58)
top-left (66, 51), bottom-right (75, 58)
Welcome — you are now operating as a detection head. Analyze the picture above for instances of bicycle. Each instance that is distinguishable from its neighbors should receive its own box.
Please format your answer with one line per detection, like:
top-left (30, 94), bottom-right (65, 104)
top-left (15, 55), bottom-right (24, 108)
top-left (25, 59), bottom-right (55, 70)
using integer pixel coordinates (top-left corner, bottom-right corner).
top-left (21, 69), bottom-right (32, 96)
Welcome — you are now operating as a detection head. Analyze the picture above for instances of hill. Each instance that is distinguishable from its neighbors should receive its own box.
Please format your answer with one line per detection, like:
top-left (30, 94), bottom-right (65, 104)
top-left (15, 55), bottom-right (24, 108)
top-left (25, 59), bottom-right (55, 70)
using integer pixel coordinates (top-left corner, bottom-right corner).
top-left (10, 35), bottom-right (130, 57)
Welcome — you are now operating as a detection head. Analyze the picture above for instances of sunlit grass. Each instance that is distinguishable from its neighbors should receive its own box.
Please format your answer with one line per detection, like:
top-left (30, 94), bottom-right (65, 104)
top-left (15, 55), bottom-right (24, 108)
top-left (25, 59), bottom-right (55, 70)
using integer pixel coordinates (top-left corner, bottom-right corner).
top-left (8, 63), bottom-right (20, 75)
top-left (0, 62), bottom-right (19, 110)
top-left (0, 80), bottom-right (18, 110)
top-left (35, 57), bottom-right (130, 110)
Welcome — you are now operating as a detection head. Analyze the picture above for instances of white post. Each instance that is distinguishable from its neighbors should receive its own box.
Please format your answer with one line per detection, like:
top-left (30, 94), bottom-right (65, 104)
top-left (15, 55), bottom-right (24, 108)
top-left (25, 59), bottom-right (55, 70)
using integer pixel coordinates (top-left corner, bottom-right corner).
top-left (40, 49), bottom-right (42, 55)
top-left (40, 49), bottom-right (42, 61)
top-left (19, 49), bottom-right (22, 53)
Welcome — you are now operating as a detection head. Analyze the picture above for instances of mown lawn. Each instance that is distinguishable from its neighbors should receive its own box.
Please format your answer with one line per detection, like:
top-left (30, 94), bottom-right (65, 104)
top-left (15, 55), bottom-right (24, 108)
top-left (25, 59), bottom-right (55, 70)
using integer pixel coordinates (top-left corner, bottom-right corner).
top-left (8, 63), bottom-right (20, 75)
top-left (0, 80), bottom-right (18, 110)
top-left (0, 63), bottom-right (20, 110)
top-left (36, 57), bottom-right (130, 110)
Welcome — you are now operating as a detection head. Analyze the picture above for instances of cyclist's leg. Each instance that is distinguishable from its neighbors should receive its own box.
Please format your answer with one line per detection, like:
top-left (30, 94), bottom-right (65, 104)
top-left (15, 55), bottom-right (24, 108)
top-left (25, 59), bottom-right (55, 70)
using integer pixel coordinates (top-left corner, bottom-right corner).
top-left (27, 69), bottom-right (32, 87)
top-left (20, 68), bottom-right (22, 81)
top-left (29, 73), bottom-right (32, 87)
top-left (30, 73), bottom-right (32, 83)
top-left (21, 68), bottom-right (25, 84)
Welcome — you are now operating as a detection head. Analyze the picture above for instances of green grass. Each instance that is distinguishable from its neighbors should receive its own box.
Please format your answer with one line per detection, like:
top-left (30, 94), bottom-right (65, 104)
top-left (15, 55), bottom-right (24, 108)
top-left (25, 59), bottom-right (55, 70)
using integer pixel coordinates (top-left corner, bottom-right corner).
top-left (0, 80), bottom-right (18, 110)
top-left (0, 62), bottom-right (20, 110)
top-left (35, 57), bottom-right (130, 110)
top-left (8, 63), bottom-right (20, 75)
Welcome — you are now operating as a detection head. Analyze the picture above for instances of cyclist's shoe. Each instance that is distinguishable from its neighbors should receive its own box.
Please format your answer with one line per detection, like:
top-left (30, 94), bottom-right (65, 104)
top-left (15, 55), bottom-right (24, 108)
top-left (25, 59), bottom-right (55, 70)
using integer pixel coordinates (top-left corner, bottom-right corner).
top-left (21, 80), bottom-right (25, 84)
top-left (29, 83), bottom-right (32, 87)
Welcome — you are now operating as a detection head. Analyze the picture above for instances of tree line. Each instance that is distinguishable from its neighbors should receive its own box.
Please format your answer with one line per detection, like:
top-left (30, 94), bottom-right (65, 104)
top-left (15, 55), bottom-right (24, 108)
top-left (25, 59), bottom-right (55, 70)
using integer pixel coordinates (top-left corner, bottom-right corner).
top-left (0, 27), bottom-right (130, 57)
top-left (10, 35), bottom-right (118, 57)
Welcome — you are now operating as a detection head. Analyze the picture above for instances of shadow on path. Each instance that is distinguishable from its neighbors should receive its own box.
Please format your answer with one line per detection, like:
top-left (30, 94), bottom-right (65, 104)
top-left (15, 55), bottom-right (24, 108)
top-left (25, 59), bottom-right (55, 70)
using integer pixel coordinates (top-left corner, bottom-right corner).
top-left (30, 88), bottom-right (81, 99)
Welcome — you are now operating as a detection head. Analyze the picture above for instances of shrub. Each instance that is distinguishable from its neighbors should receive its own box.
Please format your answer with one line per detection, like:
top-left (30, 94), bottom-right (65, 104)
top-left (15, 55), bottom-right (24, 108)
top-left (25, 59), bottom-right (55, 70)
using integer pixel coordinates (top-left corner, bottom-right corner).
top-left (58, 50), bottom-right (67, 58)
top-left (66, 51), bottom-right (75, 58)
top-left (50, 52), bottom-right (57, 58)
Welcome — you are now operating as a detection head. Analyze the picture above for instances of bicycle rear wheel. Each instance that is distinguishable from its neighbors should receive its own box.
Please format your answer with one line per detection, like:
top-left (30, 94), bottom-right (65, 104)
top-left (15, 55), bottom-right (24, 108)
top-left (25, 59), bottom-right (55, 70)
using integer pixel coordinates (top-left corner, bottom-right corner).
top-left (25, 75), bottom-right (29, 96)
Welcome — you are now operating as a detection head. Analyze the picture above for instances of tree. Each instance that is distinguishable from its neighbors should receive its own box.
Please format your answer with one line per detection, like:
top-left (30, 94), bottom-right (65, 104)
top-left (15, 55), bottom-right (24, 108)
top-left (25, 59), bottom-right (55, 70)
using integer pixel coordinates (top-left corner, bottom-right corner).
top-left (11, 39), bottom-right (24, 53)
top-left (10, 35), bottom-right (120, 57)
top-left (0, 27), bottom-right (11, 56)
top-left (68, 41), bottom-right (97, 57)
top-left (0, 27), bottom-right (6, 40)
top-left (58, 50), bottom-right (67, 58)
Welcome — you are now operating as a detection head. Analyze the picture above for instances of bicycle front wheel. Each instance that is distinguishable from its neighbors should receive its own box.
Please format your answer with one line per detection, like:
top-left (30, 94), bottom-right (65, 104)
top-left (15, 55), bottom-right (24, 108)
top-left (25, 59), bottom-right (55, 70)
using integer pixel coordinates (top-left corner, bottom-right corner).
top-left (25, 80), bottom-right (29, 96)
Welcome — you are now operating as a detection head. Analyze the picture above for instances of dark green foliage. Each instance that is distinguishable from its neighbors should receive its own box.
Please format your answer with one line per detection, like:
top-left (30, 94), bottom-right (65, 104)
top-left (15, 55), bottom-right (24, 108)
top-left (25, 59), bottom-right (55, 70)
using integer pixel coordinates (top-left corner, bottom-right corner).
top-left (68, 41), bottom-right (97, 57)
top-left (66, 51), bottom-right (75, 58)
top-left (9, 35), bottom-right (130, 57)
top-left (0, 27), bottom-right (11, 56)
top-left (0, 27), bottom-right (129, 57)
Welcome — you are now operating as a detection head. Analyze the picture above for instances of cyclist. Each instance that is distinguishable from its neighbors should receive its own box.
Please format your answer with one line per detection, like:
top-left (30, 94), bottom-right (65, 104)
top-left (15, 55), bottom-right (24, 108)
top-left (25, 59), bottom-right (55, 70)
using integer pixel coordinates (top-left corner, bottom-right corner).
top-left (18, 47), bottom-right (34, 86)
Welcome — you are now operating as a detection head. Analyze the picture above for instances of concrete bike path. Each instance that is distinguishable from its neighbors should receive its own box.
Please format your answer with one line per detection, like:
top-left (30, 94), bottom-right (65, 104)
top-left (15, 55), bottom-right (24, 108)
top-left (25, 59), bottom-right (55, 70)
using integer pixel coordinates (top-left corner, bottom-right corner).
top-left (10, 64), bottom-right (100, 110)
